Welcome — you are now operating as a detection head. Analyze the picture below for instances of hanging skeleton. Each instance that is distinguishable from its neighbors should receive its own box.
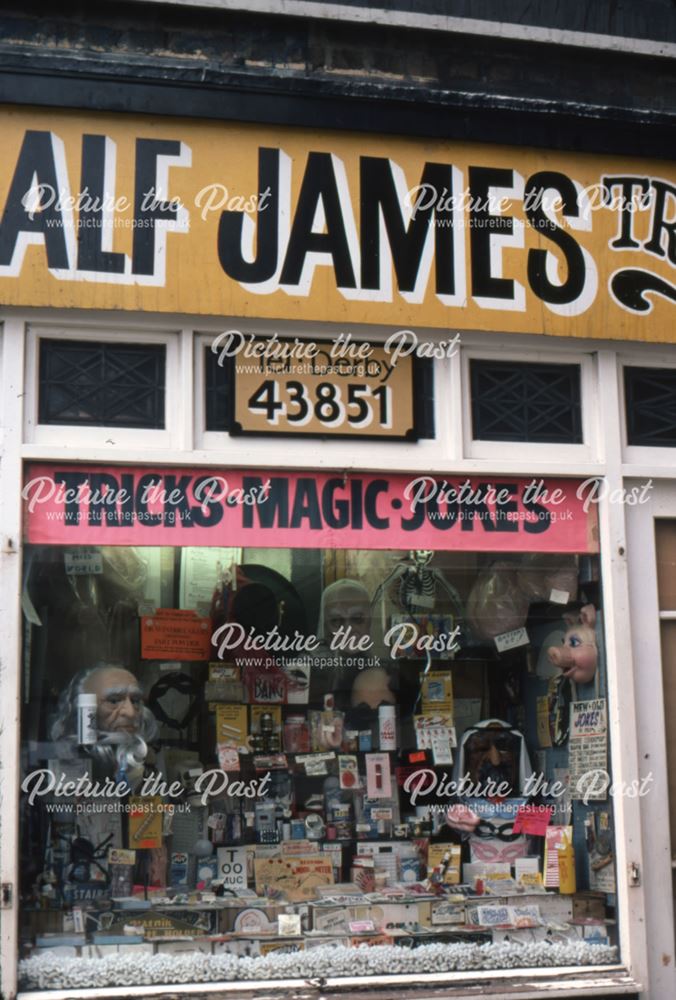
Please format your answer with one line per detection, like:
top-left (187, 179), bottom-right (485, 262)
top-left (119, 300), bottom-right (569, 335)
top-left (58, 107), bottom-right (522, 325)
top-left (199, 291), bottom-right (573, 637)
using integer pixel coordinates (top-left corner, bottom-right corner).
top-left (372, 550), bottom-right (465, 634)
top-left (371, 551), bottom-right (466, 714)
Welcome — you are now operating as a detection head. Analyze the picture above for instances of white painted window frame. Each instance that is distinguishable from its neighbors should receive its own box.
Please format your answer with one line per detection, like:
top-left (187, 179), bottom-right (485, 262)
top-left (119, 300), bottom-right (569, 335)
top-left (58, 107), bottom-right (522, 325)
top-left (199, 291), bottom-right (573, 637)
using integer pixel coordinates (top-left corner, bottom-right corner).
top-left (23, 321), bottom-right (183, 451)
top-left (618, 351), bottom-right (676, 469)
top-left (625, 481), bottom-right (676, 1000)
top-left (461, 344), bottom-right (597, 464)
top-left (1, 306), bottom-right (667, 999)
top-left (193, 316), bottom-right (454, 469)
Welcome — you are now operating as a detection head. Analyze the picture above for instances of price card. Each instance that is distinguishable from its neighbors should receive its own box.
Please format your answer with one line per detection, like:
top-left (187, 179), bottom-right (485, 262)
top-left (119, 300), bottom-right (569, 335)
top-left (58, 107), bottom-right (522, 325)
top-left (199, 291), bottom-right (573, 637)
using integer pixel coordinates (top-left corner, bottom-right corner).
top-left (141, 608), bottom-right (211, 661)
top-left (128, 797), bottom-right (163, 849)
top-left (64, 547), bottom-right (103, 575)
top-left (494, 627), bottom-right (530, 653)
top-left (278, 914), bottom-right (302, 936)
top-left (569, 699), bottom-right (608, 800)
top-left (217, 846), bottom-right (247, 891)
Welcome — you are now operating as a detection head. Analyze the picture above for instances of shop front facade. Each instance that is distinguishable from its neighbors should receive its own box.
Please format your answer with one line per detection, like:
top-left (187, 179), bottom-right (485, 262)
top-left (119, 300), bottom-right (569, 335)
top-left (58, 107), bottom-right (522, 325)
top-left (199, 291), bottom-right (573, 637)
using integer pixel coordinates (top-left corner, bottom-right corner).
top-left (0, 18), bottom-right (675, 998)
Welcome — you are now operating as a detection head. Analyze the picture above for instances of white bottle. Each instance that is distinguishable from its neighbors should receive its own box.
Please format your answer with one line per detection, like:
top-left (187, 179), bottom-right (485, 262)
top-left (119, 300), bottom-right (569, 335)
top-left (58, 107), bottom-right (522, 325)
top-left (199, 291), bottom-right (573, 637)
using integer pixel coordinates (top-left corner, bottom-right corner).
top-left (378, 705), bottom-right (396, 751)
top-left (77, 693), bottom-right (98, 745)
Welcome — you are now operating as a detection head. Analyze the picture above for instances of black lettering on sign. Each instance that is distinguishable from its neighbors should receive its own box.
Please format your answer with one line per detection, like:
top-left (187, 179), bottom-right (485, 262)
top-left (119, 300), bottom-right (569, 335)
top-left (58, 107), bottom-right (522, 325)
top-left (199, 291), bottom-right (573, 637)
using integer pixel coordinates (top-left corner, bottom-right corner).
top-left (400, 505), bottom-right (425, 532)
top-left (322, 478), bottom-right (350, 529)
top-left (163, 475), bottom-right (193, 527)
top-left (55, 471), bottom-right (88, 526)
top-left (523, 492), bottom-right (550, 533)
top-left (525, 171), bottom-right (587, 306)
top-left (218, 147), bottom-right (282, 284)
top-left (242, 477), bottom-right (289, 529)
top-left (460, 485), bottom-right (494, 533)
top-left (364, 480), bottom-right (389, 529)
top-left (360, 158), bottom-right (457, 297)
top-left (88, 472), bottom-right (122, 528)
top-left (121, 473), bottom-right (136, 524)
top-left (280, 152), bottom-right (356, 290)
top-left (135, 474), bottom-right (163, 527)
top-left (132, 138), bottom-right (186, 276)
top-left (602, 176), bottom-right (651, 249)
top-left (350, 479), bottom-right (364, 530)
top-left (493, 482), bottom-right (518, 533)
top-left (190, 475), bottom-right (224, 528)
top-left (643, 180), bottom-right (676, 265)
top-left (469, 166), bottom-right (518, 304)
top-left (610, 268), bottom-right (676, 313)
top-left (290, 478), bottom-right (322, 529)
top-left (77, 135), bottom-right (126, 274)
top-left (0, 130), bottom-right (72, 272)
top-left (425, 493), bottom-right (457, 531)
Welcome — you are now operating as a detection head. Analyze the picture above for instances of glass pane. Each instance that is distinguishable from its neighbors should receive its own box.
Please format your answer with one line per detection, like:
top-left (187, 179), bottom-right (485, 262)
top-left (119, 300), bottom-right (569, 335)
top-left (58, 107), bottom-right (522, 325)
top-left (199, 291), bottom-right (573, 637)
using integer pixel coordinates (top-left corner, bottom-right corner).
top-left (656, 520), bottom-right (676, 611)
top-left (39, 340), bottom-right (165, 428)
top-left (471, 360), bottom-right (583, 443)
top-left (19, 544), bottom-right (618, 989)
top-left (625, 366), bottom-right (676, 447)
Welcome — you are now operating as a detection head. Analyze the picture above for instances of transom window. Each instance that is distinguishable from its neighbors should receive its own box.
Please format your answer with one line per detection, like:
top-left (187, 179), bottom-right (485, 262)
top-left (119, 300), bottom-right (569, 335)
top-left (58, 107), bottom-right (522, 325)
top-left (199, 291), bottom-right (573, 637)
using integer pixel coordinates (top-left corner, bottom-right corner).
top-left (470, 360), bottom-right (582, 444)
top-left (38, 339), bottom-right (165, 429)
top-left (624, 366), bottom-right (676, 448)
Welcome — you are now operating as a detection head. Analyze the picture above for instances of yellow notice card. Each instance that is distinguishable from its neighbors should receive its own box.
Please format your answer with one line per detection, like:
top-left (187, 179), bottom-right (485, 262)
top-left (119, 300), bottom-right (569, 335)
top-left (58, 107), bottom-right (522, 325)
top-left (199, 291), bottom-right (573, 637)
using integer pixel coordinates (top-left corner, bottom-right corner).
top-left (536, 696), bottom-right (552, 748)
top-left (255, 855), bottom-right (334, 901)
top-left (250, 705), bottom-right (282, 734)
top-left (427, 844), bottom-right (461, 884)
top-left (128, 797), bottom-right (163, 849)
top-left (216, 704), bottom-right (248, 748)
top-left (421, 672), bottom-right (454, 714)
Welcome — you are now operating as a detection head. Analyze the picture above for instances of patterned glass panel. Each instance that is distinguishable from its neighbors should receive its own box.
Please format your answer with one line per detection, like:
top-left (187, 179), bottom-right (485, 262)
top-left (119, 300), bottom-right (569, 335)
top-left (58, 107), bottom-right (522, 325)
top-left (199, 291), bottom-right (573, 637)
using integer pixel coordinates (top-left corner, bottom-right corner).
top-left (39, 339), bottom-right (165, 428)
top-left (470, 360), bottom-right (582, 443)
top-left (625, 366), bottom-right (676, 447)
top-left (204, 345), bottom-right (232, 431)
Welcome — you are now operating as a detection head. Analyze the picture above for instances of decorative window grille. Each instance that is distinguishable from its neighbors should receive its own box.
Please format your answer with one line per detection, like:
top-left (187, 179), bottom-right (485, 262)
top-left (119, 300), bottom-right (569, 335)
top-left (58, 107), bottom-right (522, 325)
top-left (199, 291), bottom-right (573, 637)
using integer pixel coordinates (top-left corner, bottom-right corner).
top-left (204, 345), bottom-right (232, 431)
top-left (470, 359), bottom-right (583, 444)
top-left (625, 366), bottom-right (676, 447)
top-left (39, 339), bottom-right (165, 428)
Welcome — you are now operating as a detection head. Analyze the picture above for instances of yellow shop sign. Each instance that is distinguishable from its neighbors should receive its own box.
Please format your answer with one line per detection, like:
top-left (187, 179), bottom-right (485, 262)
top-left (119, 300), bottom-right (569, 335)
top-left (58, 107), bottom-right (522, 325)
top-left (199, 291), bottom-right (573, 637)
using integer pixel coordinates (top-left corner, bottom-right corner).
top-left (0, 105), bottom-right (674, 341)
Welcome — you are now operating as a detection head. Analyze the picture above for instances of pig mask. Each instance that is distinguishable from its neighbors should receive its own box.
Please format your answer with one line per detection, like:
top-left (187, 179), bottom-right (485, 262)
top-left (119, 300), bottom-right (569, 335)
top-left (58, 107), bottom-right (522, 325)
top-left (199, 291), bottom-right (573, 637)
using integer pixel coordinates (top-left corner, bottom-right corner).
top-left (547, 604), bottom-right (598, 684)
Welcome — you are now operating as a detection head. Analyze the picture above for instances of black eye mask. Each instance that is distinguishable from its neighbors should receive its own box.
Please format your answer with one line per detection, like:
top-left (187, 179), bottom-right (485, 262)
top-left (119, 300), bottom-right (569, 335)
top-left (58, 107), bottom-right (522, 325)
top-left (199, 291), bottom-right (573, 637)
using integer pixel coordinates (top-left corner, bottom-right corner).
top-left (147, 672), bottom-right (201, 732)
top-left (473, 819), bottom-right (522, 842)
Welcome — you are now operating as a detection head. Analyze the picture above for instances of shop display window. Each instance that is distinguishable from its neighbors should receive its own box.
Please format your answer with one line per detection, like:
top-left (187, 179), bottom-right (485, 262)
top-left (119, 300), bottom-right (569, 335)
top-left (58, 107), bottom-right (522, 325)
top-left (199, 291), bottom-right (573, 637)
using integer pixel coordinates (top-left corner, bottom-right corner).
top-left (19, 541), bottom-right (619, 990)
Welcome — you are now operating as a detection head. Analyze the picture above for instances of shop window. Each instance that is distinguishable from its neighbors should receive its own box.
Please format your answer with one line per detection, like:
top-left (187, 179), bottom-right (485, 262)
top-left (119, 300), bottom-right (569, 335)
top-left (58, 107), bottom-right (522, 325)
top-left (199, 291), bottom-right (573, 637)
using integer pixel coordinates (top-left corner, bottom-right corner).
top-left (624, 366), bottom-right (676, 447)
top-left (38, 339), bottom-right (165, 428)
top-left (18, 472), bottom-right (619, 990)
top-left (470, 360), bottom-right (583, 444)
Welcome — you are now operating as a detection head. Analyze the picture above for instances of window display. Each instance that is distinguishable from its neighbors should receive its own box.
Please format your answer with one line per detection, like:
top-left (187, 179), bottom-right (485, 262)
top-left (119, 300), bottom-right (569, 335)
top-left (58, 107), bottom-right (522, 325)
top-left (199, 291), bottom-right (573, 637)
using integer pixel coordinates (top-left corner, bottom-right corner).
top-left (19, 540), bottom-right (618, 990)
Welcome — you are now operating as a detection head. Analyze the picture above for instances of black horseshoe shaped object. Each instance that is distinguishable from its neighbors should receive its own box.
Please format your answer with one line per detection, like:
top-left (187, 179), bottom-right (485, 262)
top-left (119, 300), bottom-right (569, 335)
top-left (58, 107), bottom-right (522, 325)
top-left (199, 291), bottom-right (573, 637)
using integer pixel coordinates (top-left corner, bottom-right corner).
top-left (611, 268), bottom-right (676, 312)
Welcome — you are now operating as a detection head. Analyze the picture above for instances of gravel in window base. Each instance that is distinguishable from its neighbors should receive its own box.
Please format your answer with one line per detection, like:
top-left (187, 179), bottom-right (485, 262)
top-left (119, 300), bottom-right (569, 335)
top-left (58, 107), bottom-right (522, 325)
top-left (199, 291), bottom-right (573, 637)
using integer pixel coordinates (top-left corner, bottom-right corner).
top-left (20, 941), bottom-right (618, 990)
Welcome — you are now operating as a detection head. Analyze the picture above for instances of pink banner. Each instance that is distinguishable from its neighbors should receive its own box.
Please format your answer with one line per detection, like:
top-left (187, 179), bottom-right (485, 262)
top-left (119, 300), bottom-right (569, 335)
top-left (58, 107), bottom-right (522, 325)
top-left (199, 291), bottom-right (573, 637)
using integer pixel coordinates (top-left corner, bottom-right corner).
top-left (23, 465), bottom-right (599, 553)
